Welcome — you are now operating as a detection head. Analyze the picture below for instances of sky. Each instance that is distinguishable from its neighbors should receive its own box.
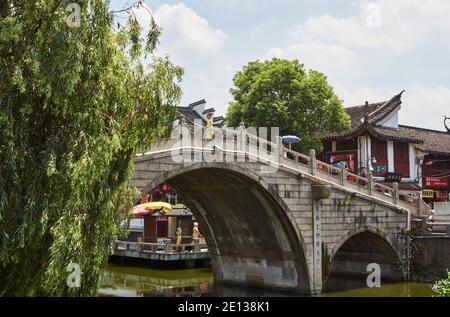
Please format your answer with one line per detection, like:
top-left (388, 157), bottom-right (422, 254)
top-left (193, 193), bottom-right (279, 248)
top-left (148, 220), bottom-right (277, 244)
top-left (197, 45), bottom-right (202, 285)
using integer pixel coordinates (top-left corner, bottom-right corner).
top-left (110, 0), bottom-right (450, 131)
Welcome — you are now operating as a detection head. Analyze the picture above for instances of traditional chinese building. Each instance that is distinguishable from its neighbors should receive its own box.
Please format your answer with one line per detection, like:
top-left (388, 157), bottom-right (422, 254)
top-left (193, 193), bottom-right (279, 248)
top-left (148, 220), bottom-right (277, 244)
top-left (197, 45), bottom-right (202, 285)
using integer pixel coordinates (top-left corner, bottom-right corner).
top-left (129, 183), bottom-right (199, 243)
top-left (318, 90), bottom-right (450, 206)
top-left (175, 99), bottom-right (225, 128)
top-left (402, 125), bottom-right (450, 206)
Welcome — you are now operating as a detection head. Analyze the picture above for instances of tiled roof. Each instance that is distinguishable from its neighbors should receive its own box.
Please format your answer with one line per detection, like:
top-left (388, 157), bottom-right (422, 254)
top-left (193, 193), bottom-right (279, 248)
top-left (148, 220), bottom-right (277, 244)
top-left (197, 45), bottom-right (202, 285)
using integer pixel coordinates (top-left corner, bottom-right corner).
top-left (397, 125), bottom-right (450, 156)
top-left (188, 99), bottom-right (206, 108)
top-left (368, 91), bottom-right (403, 124)
top-left (370, 126), bottom-right (423, 144)
top-left (203, 107), bottom-right (215, 114)
top-left (167, 208), bottom-right (193, 217)
top-left (176, 106), bottom-right (206, 125)
top-left (320, 91), bottom-right (411, 142)
top-left (213, 116), bottom-right (225, 128)
top-left (344, 102), bottom-right (384, 129)
top-left (150, 208), bottom-right (193, 217)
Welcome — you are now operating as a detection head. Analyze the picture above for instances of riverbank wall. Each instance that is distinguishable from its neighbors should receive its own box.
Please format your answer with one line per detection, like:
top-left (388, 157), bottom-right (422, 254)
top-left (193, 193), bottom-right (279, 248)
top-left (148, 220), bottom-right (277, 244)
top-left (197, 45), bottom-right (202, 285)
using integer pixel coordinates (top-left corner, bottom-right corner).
top-left (411, 236), bottom-right (450, 281)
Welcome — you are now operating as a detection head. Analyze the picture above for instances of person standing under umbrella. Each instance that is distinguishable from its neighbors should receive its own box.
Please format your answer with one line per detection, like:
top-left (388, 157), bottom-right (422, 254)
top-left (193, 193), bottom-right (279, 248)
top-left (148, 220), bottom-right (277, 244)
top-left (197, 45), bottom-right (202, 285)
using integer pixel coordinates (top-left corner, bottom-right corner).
top-left (281, 135), bottom-right (301, 151)
top-left (281, 135), bottom-right (301, 159)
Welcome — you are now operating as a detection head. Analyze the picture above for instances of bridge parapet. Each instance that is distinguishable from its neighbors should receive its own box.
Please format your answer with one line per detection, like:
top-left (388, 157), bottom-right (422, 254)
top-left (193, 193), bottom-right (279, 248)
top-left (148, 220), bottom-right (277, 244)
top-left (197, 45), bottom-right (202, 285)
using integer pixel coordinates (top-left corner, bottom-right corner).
top-left (138, 124), bottom-right (424, 217)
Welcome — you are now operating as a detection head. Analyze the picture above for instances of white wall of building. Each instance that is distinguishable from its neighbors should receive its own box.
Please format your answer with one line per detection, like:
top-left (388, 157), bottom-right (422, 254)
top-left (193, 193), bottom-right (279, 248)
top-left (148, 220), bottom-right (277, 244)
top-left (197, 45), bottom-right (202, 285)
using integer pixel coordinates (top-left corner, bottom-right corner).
top-left (387, 141), bottom-right (394, 173)
top-left (409, 143), bottom-right (417, 181)
top-left (379, 111), bottom-right (399, 129)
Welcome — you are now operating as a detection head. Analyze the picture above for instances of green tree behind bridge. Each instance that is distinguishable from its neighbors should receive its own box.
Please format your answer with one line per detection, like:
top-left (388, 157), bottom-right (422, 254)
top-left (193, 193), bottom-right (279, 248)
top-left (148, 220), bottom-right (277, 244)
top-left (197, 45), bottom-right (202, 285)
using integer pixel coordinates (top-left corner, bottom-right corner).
top-left (225, 58), bottom-right (350, 153)
top-left (0, 1), bottom-right (183, 296)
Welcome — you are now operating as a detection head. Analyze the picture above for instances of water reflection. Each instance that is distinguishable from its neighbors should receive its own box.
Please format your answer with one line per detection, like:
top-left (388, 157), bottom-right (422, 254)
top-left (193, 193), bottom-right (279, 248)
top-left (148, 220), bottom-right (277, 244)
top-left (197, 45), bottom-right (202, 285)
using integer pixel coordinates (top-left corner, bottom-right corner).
top-left (99, 264), bottom-right (435, 297)
top-left (323, 276), bottom-right (435, 297)
top-left (100, 264), bottom-right (213, 297)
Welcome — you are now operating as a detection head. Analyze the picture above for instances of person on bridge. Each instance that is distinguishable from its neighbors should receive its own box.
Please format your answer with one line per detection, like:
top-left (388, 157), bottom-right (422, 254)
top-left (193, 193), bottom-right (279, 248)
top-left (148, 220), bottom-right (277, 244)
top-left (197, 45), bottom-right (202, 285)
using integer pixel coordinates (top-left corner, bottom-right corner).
top-left (176, 226), bottom-right (182, 252)
top-left (205, 111), bottom-right (214, 140)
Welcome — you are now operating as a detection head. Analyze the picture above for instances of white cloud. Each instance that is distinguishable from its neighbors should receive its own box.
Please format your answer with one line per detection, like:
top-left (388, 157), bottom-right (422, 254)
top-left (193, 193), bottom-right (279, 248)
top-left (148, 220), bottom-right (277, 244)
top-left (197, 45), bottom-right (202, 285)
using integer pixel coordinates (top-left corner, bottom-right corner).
top-left (132, 2), bottom-right (228, 54)
top-left (287, 0), bottom-right (450, 53)
top-left (400, 85), bottom-right (450, 130)
top-left (267, 41), bottom-right (358, 72)
top-left (334, 85), bottom-right (383, 107)
top-left (289, 14), bottom-right (405, 52)
top-left (153, 3), bottom-right (228, 53)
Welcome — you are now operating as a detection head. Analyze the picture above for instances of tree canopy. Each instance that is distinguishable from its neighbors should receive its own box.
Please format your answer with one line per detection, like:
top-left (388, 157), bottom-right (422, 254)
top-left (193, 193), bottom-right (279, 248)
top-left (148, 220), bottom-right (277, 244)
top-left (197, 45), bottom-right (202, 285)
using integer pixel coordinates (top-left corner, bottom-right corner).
top-left (225, 58), bottom-right (351, 152)
top-left (0, 0), bottom-right (183, 296)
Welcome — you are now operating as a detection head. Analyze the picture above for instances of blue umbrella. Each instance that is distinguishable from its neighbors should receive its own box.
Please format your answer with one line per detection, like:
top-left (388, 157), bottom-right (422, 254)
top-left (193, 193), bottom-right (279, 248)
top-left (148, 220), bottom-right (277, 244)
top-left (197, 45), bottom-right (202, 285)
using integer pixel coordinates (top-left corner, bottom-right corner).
top-left (282, 135), bottom-right (301, 150)
top-left (282, 135), bottom-right (301, 144)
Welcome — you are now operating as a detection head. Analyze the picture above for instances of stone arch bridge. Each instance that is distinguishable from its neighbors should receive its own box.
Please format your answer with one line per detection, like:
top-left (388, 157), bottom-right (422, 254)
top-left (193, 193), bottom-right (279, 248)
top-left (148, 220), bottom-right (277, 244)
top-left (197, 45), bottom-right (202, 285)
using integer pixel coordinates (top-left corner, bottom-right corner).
top-left (130, 125), bottom-right (422, 294)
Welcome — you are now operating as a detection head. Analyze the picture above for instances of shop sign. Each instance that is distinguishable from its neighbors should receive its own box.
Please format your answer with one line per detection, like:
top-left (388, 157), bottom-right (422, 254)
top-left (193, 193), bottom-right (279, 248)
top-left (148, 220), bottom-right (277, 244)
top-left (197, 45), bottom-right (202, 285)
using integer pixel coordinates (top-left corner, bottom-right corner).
top-left (422, 189), bottom-right (434, 199)
top-left (156, 216), bottom-right (168, 222)
top-left (373, 165), bottom-right (386, 173)
top-left (436, 190), bottom-right (449, 200)
top-left (327, 151), bottom-right (357, 173)
top-left (423, 177), bottom-right (449, 189)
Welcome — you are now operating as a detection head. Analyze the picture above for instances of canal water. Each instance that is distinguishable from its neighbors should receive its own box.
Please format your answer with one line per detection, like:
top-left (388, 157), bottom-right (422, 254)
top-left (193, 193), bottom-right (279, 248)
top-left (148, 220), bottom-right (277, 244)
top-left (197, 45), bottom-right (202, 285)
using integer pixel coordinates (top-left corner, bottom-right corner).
top-left (98, 264), bottom-right (436, 297)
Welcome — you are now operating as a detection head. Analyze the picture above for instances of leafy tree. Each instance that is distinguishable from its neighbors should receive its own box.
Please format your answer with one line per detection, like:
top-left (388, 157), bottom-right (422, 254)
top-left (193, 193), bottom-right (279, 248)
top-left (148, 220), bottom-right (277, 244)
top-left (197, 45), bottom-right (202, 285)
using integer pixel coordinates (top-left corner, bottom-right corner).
top-left (225, 58), bottom-right (351, 152)
top-left (0, 0), bottom-right (183, 296)
top-left (433, 272), bottom-right (450, 297)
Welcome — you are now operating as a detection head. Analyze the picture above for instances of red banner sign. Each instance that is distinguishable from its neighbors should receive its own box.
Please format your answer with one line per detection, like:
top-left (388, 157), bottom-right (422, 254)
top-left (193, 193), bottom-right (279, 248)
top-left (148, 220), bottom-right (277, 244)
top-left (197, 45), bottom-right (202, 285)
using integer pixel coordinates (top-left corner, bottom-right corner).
top-left (156, 216), bottom-right (168, 222)
top-left (435, 190), bottom-right (449, 200)
top-left (327, 151), bottom-right (357, 173)
top-left (423, 177), bottom-right (449, 189)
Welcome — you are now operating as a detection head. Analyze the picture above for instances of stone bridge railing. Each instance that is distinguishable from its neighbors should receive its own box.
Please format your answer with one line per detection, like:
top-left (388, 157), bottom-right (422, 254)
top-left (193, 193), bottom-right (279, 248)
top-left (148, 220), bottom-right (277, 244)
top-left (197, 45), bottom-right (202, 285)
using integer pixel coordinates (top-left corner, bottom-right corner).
top-left (137, 123), bottom-right (427, 217)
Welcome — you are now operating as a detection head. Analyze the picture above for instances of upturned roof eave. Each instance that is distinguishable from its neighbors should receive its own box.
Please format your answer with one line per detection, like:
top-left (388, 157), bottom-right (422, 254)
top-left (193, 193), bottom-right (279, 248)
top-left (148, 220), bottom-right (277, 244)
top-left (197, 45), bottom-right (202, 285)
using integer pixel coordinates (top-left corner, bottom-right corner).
top-left (320, 124), bottom-right (424, 144)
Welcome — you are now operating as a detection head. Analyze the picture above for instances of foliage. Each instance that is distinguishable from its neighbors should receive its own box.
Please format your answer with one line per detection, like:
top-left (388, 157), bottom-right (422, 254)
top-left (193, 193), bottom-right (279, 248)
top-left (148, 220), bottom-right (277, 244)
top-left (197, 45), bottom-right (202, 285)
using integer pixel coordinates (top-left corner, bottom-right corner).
top-left (0, 0), bottom-right (183, 296)
top-left (433, 272), bottom-right (450, 297)
top-left (225, 58), bottom-right (351, 153)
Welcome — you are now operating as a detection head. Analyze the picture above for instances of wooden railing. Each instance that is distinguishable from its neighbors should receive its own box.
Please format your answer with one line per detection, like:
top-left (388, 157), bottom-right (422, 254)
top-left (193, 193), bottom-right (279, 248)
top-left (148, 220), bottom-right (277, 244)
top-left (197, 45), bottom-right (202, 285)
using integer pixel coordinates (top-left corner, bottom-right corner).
top-left (139, 124), bottom-right (427, 215)
top-left (113, 240), bottom-right (208, 253)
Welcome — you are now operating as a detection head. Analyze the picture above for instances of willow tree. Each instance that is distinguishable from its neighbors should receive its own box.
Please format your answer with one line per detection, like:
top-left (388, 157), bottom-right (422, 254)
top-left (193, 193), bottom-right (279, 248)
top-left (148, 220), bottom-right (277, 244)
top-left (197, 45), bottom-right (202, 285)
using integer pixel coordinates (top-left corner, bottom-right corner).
top-left (0, 0), bottom-right (183, 296)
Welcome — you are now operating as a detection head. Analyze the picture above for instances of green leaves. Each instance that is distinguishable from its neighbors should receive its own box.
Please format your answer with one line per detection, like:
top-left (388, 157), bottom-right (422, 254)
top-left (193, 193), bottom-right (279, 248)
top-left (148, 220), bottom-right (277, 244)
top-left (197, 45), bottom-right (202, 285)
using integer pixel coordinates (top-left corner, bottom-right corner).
top-left (0, 0), bottom-right (183, 296)
top-left (145, 17), bottom-right (162, 55)
top-left (11, 65), bottom-right (26, 93)
top-left (433, 272), bottom-right (450, 297)
top-left (225, 58), bottom-right (350, 153)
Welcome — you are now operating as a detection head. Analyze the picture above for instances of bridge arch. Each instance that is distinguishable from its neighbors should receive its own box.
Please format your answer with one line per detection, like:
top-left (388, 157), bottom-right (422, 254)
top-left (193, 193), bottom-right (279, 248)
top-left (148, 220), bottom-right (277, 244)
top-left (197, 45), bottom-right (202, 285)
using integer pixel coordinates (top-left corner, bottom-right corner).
top-left (140, 162), bottom-right (311, 293)
top-left (324, 226), bottom-right (405, 291)
top-left (330, 226), bottom-right (401, 260)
